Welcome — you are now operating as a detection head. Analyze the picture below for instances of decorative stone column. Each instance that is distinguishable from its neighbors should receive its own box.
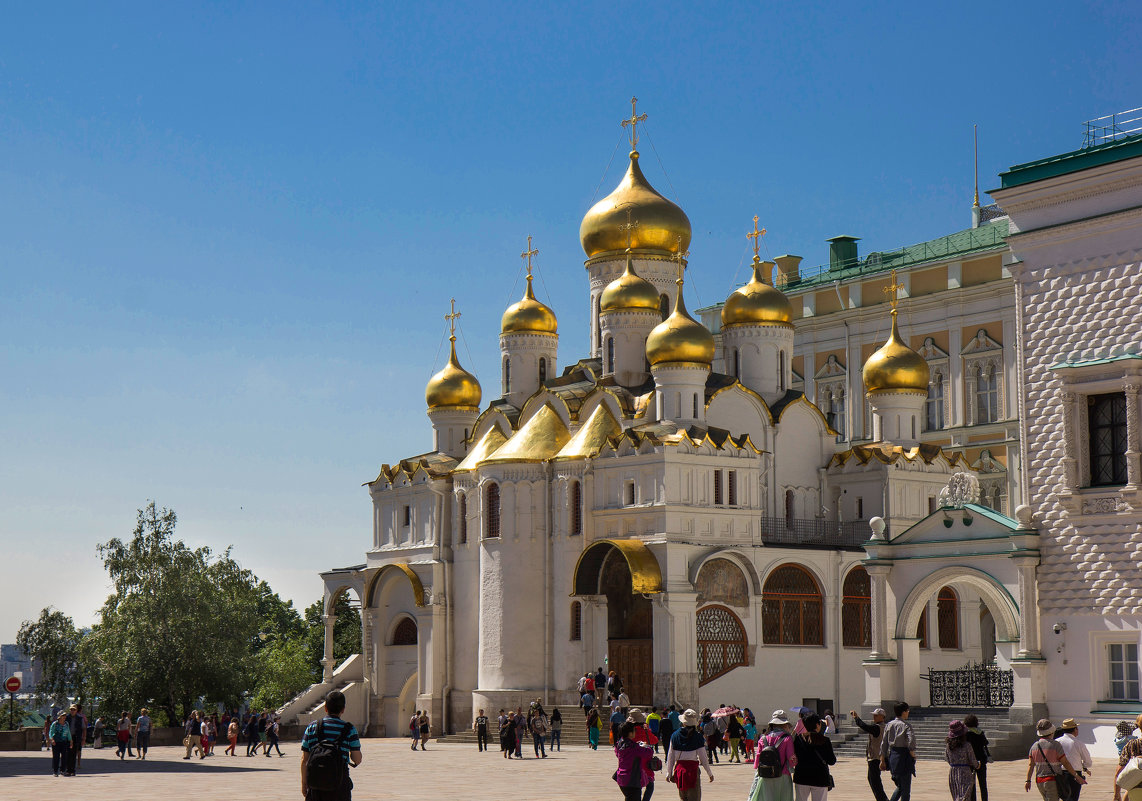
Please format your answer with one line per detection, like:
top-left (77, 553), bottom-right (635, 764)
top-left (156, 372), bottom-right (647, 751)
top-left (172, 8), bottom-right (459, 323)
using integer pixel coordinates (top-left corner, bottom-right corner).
top-left (865, 563), bottom-right (893, 660)
top-left (1125, 382), bottom-right (1141, 489)
top-left (1012, 554), bottom-right (1043, 658)
top-left (322, 613), bottom-right (337, 683)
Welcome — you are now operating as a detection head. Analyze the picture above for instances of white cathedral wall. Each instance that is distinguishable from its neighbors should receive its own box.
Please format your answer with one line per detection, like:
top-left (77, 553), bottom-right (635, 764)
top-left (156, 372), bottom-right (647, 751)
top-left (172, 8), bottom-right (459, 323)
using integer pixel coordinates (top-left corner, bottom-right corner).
top-left (372, 483), bottom-right (437, 549)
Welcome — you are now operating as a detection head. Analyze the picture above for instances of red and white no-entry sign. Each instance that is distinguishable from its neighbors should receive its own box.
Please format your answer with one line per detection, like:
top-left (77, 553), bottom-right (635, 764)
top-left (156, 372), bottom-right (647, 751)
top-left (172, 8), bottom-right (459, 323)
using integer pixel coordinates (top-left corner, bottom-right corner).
top-left (4, 676), bottom-right (20, 694)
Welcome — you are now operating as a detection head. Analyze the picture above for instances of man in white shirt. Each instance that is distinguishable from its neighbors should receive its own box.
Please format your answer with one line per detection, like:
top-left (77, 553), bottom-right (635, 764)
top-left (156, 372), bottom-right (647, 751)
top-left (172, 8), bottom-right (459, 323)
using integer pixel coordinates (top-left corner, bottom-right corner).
top-left (1056, 717), bottom-right (1093, 799)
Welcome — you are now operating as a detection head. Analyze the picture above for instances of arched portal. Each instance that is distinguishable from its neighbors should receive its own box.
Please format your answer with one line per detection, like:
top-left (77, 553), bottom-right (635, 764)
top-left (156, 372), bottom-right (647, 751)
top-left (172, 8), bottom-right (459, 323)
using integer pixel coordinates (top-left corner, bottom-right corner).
top-left (572, 539), bottom-right (663, 705)
top-left (895, 566), bottom-right (1019, 643)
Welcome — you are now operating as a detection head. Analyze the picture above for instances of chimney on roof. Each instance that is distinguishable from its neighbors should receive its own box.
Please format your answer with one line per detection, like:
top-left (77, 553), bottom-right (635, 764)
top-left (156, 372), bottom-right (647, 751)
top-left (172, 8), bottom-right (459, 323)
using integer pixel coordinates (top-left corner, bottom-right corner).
top-left (827, 236), bottom-right (860, 271)
top-left (774, 254), bottom-right (802, 286)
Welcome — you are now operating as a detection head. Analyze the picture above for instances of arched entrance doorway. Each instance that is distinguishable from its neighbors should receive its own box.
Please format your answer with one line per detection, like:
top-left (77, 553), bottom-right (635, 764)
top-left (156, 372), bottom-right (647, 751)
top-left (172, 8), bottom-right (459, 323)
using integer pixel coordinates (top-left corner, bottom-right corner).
top-left (573, 539), bottom-right (663, 706)
top-left (396, 671), bottom-right (418, 738)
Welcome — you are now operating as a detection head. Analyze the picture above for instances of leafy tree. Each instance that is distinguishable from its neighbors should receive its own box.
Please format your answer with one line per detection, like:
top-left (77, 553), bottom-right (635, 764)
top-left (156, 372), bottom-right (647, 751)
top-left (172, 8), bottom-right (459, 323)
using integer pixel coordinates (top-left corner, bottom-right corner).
top-left (249, 634), bottom-right (312, 710)
top-left (85, 501), bottom-right (264, 724)
top-left (1, 694), bottom-right (32, 730)
top-left (303, 594), bottom-right (361, 683)
top-left (16, 608), bottom-right (85, 707)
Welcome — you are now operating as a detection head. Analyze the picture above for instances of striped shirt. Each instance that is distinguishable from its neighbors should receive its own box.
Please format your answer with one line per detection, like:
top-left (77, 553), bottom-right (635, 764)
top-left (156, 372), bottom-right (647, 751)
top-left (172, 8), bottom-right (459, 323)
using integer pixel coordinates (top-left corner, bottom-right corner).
top-left (301, 716), bottom-right (361, 765)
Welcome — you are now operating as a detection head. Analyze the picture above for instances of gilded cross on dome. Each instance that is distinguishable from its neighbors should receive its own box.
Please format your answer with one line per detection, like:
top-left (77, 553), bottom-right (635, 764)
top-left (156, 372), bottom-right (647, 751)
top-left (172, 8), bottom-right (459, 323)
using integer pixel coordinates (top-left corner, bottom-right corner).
top-left (621, 97), bottom-right (648, 151)
top-left (672, 235), bottom-right (689, 283)
top-left (746, 215), bottom-right (767, 257)
top-left (619, 206), bottom-right (640, 249)
top-left (520, 235), bottom-right (539, 279)
top-left (445, 298), bottom-right (461, 339)
top-left (883, 269), bottom-right (905, 313)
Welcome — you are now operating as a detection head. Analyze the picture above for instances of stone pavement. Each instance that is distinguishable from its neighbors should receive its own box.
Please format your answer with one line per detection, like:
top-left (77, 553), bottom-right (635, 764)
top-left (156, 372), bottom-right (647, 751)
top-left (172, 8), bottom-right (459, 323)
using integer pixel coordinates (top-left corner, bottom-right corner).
top-left (0, 739), bottom-right (1119, 800)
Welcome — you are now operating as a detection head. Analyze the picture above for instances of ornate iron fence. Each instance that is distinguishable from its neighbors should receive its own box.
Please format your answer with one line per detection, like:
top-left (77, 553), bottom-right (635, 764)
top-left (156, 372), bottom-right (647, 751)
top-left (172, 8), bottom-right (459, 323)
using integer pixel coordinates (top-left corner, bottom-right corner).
top-left (759, 517), bottom-right (870, 550)
top-left (923, 663), bottom-right (1014, 708)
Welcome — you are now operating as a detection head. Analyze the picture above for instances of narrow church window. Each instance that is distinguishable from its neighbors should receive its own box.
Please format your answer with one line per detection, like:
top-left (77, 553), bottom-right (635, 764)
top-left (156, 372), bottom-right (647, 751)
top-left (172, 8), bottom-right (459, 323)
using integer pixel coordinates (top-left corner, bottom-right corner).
top-left (539, 357), bottom-right (547, 383)
top-left (570, 601), bottom-right (582, 641)
top-left (856, 497), bottom-right (864, 520)
top-left (761, 565), bottom-right (823, 646)
top-left (659, 294), bottom-right (669, 321)
top-left (733, 349), bottom-right (740, 378)
top-left (937, 586), bottom-right (959, 649)
top-left (504, 357), bottom-right (511, 394)
top-left (458, 494), bottom-right (467, 544)
top-left (841, 566), bottom-right (871, 648)
top-left (696, 605), bottom-right (748, 684)
top-left (402, 506), bottom-right (411, 527)
top-left (693, 394), bottom-right (699, 419)
top-left (911, 416), bottom-right (916, 440)
top-left (485, 483), bottom-right (501, 538)
top-left (917, 607), bottom-right (929, 649)
top-left (595, 294), bottom-right (602, 353)
top-left (606, 338), bottom-right (615, 374)
top-left (1089, 393), bottom-right (1128, 487)
top-left (391, 616), bottom-right (418, 646)
top-left (784, 489), bottom-right (795, 523)
top-left (779, 351), bottom-right (786, 392)
top-left (625, 481), bottom-right (636, 506)
top-left (570, 481), bottom-right (583, 536)
top-left (713, 470), bottom-right (723, 506)
top-left (727, 470), bottom-right (737, 506)
top-left (926, 372), bottom-right (945, 430)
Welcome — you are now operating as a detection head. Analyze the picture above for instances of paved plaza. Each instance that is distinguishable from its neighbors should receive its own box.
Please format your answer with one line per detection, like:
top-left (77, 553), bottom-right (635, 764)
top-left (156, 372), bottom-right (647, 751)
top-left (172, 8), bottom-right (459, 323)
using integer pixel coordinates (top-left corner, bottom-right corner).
top-left (0, 738), bottom-right (1120, 800)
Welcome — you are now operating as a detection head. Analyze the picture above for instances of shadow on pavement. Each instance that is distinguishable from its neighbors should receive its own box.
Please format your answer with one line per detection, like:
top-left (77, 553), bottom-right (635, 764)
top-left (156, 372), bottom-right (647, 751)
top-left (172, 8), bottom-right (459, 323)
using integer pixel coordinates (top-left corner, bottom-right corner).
top-left (0, 750), bottom-right (292, 778)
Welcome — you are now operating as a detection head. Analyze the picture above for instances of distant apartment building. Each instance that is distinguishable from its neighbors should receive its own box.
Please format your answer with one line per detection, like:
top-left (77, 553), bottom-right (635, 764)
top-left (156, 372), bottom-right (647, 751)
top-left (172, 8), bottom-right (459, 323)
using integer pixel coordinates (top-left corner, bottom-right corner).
top-left (699, 207), bottom-right (1019, 517)
top-left (0, 643), bottom-right (39, 690)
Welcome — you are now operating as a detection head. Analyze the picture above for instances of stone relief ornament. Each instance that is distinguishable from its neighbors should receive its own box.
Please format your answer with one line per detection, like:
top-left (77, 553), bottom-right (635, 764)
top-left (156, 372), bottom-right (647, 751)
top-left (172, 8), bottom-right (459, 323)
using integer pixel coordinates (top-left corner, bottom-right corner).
top-left (937, 471), bottom-right (981, 509)
top-left (1081, 496), bottom-right (1131, 515)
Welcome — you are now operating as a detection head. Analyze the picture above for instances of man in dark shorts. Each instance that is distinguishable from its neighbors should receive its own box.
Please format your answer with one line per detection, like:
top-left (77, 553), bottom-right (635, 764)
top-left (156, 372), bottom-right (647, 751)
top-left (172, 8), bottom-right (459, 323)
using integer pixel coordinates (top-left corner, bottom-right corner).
top-left (301, 690), bottom-right (363, 801)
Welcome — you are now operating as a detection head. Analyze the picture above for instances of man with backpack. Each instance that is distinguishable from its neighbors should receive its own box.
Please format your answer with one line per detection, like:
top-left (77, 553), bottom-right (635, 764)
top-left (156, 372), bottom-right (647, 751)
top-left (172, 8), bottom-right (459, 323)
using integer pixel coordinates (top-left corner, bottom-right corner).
top-left (301, 690), bottom-right (362, 801)
top-left (851, 708), bottom-right (889, 801)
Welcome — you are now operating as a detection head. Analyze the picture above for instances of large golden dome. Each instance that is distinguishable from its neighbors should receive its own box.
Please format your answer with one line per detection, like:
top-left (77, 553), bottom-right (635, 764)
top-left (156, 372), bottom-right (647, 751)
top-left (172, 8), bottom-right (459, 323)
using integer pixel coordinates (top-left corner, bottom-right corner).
top-left (601, 250), bottom-right (662, 313)
top-left (862, 311), bottom-right (930, 392)
top-left (721, 256), bottom-right (793, 328)
top-left (501, 275), bottom-right (557, 335)
top-left (580, 152), bottom-right (692, 258)
top-left (646, 278), bottom-right (715, 366)
top-left (426, 338), bottom-right (482, 409)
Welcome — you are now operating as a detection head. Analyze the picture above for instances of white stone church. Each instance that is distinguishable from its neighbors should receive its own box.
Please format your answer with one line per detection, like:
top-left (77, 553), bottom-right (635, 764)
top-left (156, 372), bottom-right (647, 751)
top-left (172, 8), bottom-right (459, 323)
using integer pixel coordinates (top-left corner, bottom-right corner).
top-left (280, 110), bottom-right (1142, 758)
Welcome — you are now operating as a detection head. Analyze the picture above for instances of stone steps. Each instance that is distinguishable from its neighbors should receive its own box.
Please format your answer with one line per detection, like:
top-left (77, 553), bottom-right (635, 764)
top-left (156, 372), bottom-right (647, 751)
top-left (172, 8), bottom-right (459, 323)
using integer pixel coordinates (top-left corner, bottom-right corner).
top-left (832, 709), bottom-right (1034, 762)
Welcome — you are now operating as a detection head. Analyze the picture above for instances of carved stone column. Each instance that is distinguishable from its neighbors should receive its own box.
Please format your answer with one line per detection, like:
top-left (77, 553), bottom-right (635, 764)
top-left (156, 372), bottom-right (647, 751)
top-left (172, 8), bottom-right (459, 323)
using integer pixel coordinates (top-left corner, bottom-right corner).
top-left (1058, 390), bottom-right (1078, 491)
top-left (322, 613), bottom-right (337, 683)
top-left (1125, 382), bottom-right (1141, 489)
top-left (1011, 555), bottom-right (1042, 658)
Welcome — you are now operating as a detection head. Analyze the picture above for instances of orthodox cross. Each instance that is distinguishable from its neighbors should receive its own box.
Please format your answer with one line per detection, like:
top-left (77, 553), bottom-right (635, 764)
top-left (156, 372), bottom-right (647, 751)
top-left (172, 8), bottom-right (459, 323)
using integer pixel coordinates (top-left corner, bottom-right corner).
top-left (520, 235), bottom-right (539, 279)
top-left (746, 215), bottom-right (767, 257)
top-left (445, 298), bottom-right (461, 338)
top-left (619, 206), bottom-right (640, 249)
top-left (672, 235), bottom-right (689, 282)
top-left (883, 269), bottom-right (904, 312)
top-left (621, 96), bottom-right (648, 150)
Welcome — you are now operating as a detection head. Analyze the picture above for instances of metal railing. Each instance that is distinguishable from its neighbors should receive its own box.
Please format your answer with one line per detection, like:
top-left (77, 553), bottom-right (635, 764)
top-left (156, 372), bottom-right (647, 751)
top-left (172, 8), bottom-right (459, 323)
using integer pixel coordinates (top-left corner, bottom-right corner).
top-left (922, 662), bottom-right (1014, 708)
top-left (760, 517), bottom-right (871, 550)
top-left (1083, 107), bottom-right (1142, 148)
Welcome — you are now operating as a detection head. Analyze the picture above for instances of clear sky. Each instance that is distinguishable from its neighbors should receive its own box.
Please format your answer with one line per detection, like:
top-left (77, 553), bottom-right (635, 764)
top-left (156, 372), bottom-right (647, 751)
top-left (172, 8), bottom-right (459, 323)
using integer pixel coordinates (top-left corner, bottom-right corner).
top-left (2, 1), bottom-right (1140, 642)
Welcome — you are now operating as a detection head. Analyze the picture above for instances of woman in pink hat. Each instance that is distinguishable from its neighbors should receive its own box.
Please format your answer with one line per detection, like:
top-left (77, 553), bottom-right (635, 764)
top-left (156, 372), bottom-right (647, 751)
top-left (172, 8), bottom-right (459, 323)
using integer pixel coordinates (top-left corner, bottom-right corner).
top-left (943, 720), bottom-right (979, 801)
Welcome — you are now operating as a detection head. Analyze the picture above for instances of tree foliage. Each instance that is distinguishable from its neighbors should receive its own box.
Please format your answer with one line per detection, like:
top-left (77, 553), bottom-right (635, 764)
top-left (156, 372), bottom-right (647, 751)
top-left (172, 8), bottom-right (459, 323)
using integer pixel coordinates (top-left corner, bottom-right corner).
top-left (16, 607), bottom-right (85, 707)
top-left (304, 594), bottom-right (361, 683)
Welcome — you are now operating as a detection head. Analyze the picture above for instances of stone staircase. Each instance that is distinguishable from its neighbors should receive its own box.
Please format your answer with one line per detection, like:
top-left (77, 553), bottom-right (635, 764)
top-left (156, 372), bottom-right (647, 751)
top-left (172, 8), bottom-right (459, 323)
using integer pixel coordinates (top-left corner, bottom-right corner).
top-left (832, 708), bottom-right (1035, 761)
top-left (437, 706), bottom-right (600, 747)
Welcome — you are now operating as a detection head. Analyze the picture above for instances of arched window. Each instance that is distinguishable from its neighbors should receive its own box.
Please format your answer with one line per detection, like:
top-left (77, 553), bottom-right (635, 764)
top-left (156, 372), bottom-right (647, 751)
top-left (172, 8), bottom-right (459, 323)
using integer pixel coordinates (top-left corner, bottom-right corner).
top-left (391, 616), bottom-right (418, 646)
top-left (696, 605), bottom-right (748, 684)
top-left (916, 607), bottom-right (929, 649)
top-left (539, 357), bottom-right (547, 384)
top-left (570, 601), bottom-right (582, 641)
top-left (733, 349), bottom-right (740, 378)
top-left (458, 493), bottom-right (468, 545)
top-left (784, 489), bottom-right (795, 522)
top-left (485, 483), bottom-right (501, 539)
top-left (570, 480), bottom-right (583, 536)
top-left (841, 566), bottom-right (871, 648)
top-left (595, 295), bottom-right (602, 354)
top-left (926, 372), bottom-right (945, 431)
top-left (693, 394), bottom-right (699, 419)
top-left (778, 351), bottom-right (787, 392)
top-left (762, 565), bottom-right (823, 645)
top-left (659, 294), bottom-right (670, 321)
top-left (937, 586), bottom-right (959, 649)
top-left (504, 357), bottom-right (511, 394)
top-left (606, 337), bottom-right (615, 374)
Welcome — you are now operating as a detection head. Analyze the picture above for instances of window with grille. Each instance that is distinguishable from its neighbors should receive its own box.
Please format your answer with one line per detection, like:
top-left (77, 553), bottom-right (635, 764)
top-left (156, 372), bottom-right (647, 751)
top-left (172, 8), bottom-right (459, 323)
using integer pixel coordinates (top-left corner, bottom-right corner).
top-left (539, 357), bottom-right (547, 383)
top-left (974, 364), bottom-right (999, 423)
top-left (926, 372), bottom-right (945, 430)
top-left (713, 470), bottom-right (723, 506)
top-left (1108, 643), bottom-right (1140, 701)
top-left (1089, 393), bottom-right (1128, 487)
top-left (696, 605), bottom-right (748, 685)
top-left (570, 601), bottom-right (582, 641)
top-left (606, 338), bottom-right (615, 374)
top-left (485, 483), bottom-right (500, 538)
top-left (937, 586), bottom-right (959, 649)
top-left (570, 481), bottom-right (583, 536)
top-left (762, 565), bottom-right (823, 646)
top-left (779, 351), bottom-right (787, 392)
top-left (458, 494), bottom-right (467, 544)
top-left (392, 616), bottom-right (418, 646)
top-left (916, 607), bottom-right (929, 649)
top-left (841, 566), bottom-right (871, 648)
top-left (504, 357), bottom-right (511, 393)
top-left (733, 349), bottom-right (740, 378)
top-left (727, 470), bottom-right (737, 506)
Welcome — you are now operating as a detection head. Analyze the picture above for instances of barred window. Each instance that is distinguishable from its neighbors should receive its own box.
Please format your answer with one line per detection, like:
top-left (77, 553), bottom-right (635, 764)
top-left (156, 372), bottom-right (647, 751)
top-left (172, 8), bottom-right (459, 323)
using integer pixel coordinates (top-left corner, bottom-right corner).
top-left (504, 357), bottom-right (511, 393)
top-left (485, 483), bottom-right (500, 539)
top-left (937, 586), bottom-right (959, 649)
top-left (539, 357), bottom-right (547, 383)
top-left (727, 470), bottom-right (737, 506)
top-left (392, 616), bottom-right (418, 646)
top-left (570, 480), bottom-right (583, 536)
top-left (696, 605), bottom-right (748, 685)
top-left (841, 566), bottom-right (871, 648)
top-left (458, 494), bottom-right (467, 544)
top-left (762, 565), bottom-right (823, 646)
top-left (713, 470), bottom-right (723, 506)
top-left (606, 337), bottom-right (615, 374)
top-left (570, 601), bottom-right (582, 641)
top-left (1089, 393), bottom-right (1128, 487)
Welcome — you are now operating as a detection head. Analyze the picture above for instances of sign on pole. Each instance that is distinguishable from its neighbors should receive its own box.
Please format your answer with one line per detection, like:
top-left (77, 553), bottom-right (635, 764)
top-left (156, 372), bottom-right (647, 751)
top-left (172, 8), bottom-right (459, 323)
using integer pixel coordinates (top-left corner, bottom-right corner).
top-left (3, 676), bottom-right (19, 694)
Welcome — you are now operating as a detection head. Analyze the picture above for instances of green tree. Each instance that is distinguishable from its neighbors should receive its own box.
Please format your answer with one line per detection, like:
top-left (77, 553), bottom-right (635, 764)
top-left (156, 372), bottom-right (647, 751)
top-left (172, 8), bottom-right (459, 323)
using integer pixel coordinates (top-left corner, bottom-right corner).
top-left (85, 501), bottom-right (264, 724)
top-left (303, 594), bottom-right (361, 683)
top-left (249, 634), bottom-right (312, 710)
top-left (16, 608), bottom-right (85, 707)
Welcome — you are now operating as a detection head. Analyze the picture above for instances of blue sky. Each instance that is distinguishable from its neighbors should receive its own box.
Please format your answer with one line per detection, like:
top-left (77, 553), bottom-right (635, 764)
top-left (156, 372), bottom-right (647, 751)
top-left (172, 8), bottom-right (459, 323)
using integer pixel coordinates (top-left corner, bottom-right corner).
top-left (2, 1), bottom-right (1139, 639)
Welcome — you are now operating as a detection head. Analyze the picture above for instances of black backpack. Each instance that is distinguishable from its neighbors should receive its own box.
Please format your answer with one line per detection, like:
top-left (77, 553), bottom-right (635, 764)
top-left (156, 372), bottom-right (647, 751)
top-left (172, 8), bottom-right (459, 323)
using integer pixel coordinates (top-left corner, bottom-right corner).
top-left (306, 720), bottom-right (350, 792)
top-left (756, 732), bottom-right (788, 779)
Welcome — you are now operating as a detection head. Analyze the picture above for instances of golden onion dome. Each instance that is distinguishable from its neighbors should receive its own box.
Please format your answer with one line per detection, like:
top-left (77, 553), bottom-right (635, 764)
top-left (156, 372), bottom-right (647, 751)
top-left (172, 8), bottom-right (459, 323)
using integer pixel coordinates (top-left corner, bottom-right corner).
top-left (862, 311), bottom-right (930, 392)
top-left (501, 275), bottom-right (557, 335)
top-left (426, 337), bottom-right (482, 409)
top-left (721, 256), bottom-right (793, 328)
top-left (600, 250), bottom-right (662, 313)
top-left (580, 151), bottom-right (692, 258)
top-left (646, 277), bottom-right (715, 366)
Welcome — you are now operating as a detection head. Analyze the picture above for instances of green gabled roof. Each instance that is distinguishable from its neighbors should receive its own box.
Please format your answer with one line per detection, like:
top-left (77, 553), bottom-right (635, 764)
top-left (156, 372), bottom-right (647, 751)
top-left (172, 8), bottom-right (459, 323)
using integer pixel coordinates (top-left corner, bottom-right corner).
top-left (1049, 352), bottom-right (1142, 370)
top-left (998, 132), bottom-right (1142, 189)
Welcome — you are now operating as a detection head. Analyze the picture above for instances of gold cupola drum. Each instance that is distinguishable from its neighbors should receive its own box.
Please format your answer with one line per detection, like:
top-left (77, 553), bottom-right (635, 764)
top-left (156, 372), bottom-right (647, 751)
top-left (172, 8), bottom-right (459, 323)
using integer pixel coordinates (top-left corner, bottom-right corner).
top-left (862, 270), bottom-right (930, 446)
top-left (500, 236), bottom-right (558, 407)
top-left (426, 300), bottom-right (482, 458)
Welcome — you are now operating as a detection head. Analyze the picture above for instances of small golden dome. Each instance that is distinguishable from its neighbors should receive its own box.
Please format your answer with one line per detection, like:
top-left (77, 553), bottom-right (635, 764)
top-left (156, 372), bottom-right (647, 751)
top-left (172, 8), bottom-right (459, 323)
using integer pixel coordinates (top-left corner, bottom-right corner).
top-left (862, 311), bottom-right (930, 392)
top-left (721, 256), bottom-right (793, 328)
top-left (426, 338), bottom-right (482, 409)
top-left (501, 275), bottom-right (557, 335)
top-left (601, 250), bottom-right (661, 313)
top-left (580, 152), bottom-right (692, 258)
top-left (646, 278), bottom-right (715, 366)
